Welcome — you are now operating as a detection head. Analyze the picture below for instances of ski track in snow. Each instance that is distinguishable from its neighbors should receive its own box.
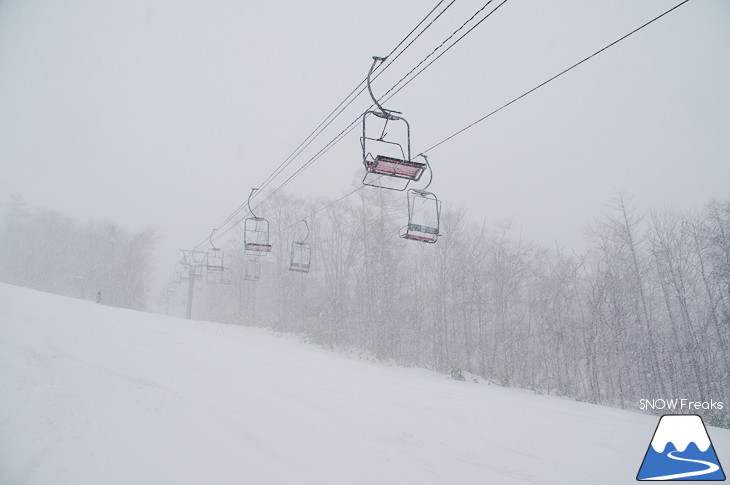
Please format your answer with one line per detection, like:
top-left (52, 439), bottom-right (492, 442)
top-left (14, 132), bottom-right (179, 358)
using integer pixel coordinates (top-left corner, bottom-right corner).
top-left (0, 282), bottom-right (728, 485)
top-left (640, 450), bottom-right (720, 481)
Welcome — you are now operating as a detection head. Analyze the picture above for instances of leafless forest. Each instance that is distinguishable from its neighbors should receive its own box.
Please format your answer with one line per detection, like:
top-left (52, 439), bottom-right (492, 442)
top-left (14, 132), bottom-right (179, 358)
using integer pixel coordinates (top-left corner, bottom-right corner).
top-left (0, 196), bottom-right (157, 310)
top-left (2, 192), bottom-right (728, 426)
top-left (176, 190), bottom-right (730, 426)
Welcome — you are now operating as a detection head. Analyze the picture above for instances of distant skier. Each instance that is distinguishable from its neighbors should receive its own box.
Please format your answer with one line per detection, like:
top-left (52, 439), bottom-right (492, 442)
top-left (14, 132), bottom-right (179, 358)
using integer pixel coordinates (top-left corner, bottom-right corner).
top-left (96, 290), bottom-right (102, 304)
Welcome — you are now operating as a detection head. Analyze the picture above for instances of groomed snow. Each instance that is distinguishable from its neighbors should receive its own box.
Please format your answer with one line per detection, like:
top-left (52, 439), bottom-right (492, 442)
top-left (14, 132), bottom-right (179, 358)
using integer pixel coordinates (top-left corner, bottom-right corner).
top-left (1, 282), bottom-right (727, 484)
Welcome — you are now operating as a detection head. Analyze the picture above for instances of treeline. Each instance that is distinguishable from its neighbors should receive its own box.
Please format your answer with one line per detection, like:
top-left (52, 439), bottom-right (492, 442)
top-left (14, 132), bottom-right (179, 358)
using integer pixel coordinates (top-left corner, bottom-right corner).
top-left (181, 190), bottom-right (729, 427)
top-left (0, 197), bottom-right (157, 310)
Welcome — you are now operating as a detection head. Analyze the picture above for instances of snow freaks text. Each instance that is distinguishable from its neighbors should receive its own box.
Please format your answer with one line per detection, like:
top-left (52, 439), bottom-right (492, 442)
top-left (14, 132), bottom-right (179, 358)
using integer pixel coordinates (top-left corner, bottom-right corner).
top-left (639, 399), bottom-right (724, 411)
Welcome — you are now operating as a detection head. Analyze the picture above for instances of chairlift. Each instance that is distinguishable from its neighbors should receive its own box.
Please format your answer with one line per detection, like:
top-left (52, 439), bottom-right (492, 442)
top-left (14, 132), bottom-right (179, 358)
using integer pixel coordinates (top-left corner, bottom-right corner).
top-left (206, 229), bottom-right (225, 273)
top-left (399, 154), bottom-right (441, 244)
top-left (244, 257), bottom-right (260, 282)
top-left (289, 220), bottom-right (311, 273)
top-left (361, 56), bottom-right (426, 191)
top-left (244, 188), bottom-right (272, 255)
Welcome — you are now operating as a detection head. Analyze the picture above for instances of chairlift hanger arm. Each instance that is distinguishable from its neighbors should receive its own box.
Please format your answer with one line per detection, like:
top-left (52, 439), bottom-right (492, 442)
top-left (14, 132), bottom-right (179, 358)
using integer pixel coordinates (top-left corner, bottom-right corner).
top-left (367, 56), bottom-right (402, 119)
top-left (247, 188), bottom-right (259, 219)
top-left (367, 56), bottom-right (388, 116)
top-left (299, 219), bottom-right (309, 244)
top-left (415, 153), bottom-right (433, 191)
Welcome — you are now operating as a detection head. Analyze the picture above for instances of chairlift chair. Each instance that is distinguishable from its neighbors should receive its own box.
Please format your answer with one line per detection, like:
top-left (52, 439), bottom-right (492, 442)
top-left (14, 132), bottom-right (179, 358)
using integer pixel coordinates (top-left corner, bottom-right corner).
top-left (244, 188), bottom-right (272, 255)
top-left (206, 230), bottom-right (225, 273)
top-left (289, 220), bottom-right (311, 273)
top-left (398, 154), bottom-right (441, 243)
top-left (361, 56), bottom-right (426, 191)
top-left (245, 217), bottom-right (272, 255)
top-left (400, 188), bottom-right (441, 243)
top-left (206, 249), bottom-right (224, 270)
top-left (244, 258), bottom-right (261, 282)
top-left (289, 242), bottom-right (311, 273)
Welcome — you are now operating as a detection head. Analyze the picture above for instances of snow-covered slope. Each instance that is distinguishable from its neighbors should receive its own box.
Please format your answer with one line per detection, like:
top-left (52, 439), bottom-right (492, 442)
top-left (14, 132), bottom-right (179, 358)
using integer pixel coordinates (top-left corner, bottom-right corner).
top-left (1, 283), bottom-right (727, 485)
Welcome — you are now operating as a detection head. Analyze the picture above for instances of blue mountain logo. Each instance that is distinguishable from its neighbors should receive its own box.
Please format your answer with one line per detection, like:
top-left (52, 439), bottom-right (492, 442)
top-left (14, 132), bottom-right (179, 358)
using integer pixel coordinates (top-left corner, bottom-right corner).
top-left (637, 414), bottom-right (725, 481)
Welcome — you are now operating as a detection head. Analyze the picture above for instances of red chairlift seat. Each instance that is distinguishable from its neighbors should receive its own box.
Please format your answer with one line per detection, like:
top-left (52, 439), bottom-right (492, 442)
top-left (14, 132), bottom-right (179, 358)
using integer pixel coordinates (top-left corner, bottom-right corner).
top-left (366, 155), bottom-right (426, 181)
top-left (401, 223), bottom-right (439, 243)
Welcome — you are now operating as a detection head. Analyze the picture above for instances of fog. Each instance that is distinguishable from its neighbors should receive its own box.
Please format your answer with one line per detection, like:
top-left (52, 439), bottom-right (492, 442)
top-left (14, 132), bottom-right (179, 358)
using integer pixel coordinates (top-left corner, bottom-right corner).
top-left (1, 0), bottom-right (728, 289)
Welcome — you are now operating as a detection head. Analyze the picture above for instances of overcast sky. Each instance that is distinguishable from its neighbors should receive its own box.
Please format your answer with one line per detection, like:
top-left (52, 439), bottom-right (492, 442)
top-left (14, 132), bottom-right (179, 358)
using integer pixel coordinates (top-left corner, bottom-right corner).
top-left (1, 0), bottom-right (728, 286)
